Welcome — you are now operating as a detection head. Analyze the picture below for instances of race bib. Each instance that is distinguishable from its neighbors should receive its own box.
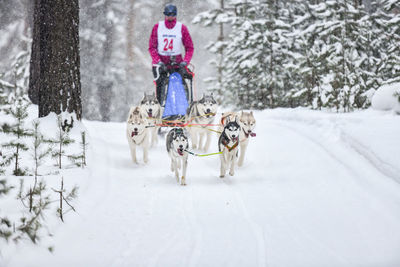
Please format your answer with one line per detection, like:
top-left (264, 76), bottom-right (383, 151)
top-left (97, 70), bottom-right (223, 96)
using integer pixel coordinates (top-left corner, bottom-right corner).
top-left (157, 21), bottom-right (183, 56)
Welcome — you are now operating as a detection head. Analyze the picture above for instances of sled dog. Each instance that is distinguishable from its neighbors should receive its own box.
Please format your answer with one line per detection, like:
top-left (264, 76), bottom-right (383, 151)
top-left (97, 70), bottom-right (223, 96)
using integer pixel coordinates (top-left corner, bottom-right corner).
top-left (238, 111), bottom-right (256, 167)
top-left (126, 106), bottom-right (150, 164)
top-left (166, 128), bottom-right (189, 185)
top-left (218, 117), bottom-right (241, 178)
top-left (187, 93), bottom-right (218, 152)
top-left (140, 93), bottom-right (161, 147)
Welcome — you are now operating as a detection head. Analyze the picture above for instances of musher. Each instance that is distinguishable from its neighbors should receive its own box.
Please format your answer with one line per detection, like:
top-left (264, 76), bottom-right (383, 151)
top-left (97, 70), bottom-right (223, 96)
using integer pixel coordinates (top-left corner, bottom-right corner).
top-left (148, 3), bottom-right (194, 105)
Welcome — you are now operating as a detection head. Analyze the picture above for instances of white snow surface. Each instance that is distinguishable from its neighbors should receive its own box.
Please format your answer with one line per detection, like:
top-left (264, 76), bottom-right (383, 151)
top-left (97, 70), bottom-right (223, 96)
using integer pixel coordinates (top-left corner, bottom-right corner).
top-left (371, 82), bottom-right (400, 114)
top-left (2, 108), bottom-right (400, 267)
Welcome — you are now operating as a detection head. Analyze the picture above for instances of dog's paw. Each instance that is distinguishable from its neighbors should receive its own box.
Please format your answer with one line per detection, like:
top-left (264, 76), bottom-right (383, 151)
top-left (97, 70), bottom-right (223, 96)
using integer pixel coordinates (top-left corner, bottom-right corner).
top-left (229, 171), bottom-right (234, 176)
top-left (180, 177), bottom-right (186, 186)
top-left (220, 174), bottom-right (225, 178)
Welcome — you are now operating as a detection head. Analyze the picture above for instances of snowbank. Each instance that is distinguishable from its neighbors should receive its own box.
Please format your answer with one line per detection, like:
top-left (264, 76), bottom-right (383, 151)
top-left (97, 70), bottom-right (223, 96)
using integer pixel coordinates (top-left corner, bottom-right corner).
top-left (371, 83), bottom-right (400, 114)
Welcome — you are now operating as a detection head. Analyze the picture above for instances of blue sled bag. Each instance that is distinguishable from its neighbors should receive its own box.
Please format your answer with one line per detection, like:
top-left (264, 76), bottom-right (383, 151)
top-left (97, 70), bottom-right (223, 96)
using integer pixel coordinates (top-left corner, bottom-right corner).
top-left (162, 72), bottom-right (188, 118)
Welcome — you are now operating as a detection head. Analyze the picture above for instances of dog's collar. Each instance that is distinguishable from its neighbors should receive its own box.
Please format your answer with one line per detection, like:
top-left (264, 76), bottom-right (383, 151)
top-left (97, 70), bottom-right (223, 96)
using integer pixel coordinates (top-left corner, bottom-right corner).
top-left (131, 129), bottom-right (146, 145)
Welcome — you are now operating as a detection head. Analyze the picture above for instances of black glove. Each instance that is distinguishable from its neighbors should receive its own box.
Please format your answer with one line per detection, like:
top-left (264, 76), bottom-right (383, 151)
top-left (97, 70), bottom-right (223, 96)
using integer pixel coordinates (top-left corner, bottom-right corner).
top-left (179, 61), bottom-right (187, 68)
top-left (157, 61), bottom-right (167, 73)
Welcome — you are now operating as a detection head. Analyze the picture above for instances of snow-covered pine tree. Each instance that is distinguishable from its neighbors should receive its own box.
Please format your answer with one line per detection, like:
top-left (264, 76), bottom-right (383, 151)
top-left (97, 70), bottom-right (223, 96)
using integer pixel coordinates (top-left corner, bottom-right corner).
top-left (0, 179), bottom-right (14, 241)
top-left (68, 131), bottom-right (88, 168)
top-left (0, 47), bottom-right (30, 111)
top-left (14, 179), bottom-right (51, 243)
top-left (0, 75), bottom-right (13, 110)
top-left (378, 0), bottom-right (400, 85)
top-left (1, 96), bottom-right (32, 176)
top-left (52, 177), bottom-right (78, 222)
top-left (288, 1), bottom-right (328, 109)
top-left (49, 115), bottom-right (75, 169)
top-left (192, 0), bottom-right (233, 105)
top-left (221, 0), bottom-right (293, 109)
top-left (31, 120), bottom-right (51, 188)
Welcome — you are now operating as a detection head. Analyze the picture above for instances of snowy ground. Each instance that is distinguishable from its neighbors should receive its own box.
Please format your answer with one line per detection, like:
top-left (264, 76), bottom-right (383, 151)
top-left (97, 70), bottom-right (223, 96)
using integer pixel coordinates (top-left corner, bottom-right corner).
top-left (2, 108), bottom-right (400, 267)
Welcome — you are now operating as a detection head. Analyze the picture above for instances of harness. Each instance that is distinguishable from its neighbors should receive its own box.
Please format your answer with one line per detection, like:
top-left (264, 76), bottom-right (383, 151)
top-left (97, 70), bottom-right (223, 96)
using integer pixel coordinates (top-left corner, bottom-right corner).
top-left (130, 129), bottom-right (146, 145)
top-left (221, 137), bottom-right (239, 152)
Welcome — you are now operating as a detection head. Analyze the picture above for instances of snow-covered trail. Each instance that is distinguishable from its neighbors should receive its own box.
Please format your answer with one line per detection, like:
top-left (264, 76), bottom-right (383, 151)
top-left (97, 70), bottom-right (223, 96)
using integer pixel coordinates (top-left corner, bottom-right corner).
top-left (4, 110), bottom-right (400, 267)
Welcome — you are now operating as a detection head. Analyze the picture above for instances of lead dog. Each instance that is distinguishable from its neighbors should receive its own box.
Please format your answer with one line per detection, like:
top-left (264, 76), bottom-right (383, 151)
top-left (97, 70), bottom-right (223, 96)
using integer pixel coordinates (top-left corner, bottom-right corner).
top-left (139, 93), bottom-right (161, 147)
top-left (126, 106), bottom-right (150, 164)
top-left (166, 128), bottom-right (189, 186)
top-left (238, 111), bottom-right (256, 167)
top-left (187, 93), bottom-right (218, 152)
top-left (218, 117), bottom-right (241, 178)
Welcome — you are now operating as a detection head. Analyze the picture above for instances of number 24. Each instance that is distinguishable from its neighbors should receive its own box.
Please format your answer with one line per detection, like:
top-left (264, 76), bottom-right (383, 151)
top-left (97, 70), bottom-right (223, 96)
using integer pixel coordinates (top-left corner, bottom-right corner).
top-left (163, 38), bottom-right (174, 51)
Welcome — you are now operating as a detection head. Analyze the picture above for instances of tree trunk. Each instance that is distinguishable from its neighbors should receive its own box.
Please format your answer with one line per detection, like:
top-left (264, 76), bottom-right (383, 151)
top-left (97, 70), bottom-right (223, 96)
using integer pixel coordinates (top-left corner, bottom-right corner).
top-left (127, 0), bottom-right (136, 75)
top-left (28, 0), bottom-right (40, 104)
top-left (99, 0), bottom-right (113, 122)
top-left (29, 0), bottom-right (82, 119)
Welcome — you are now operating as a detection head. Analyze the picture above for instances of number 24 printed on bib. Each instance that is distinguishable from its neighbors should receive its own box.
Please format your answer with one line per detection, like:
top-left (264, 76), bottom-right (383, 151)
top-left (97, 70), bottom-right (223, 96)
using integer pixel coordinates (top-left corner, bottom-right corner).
top-left (163, 38), bottom-right (174, 51)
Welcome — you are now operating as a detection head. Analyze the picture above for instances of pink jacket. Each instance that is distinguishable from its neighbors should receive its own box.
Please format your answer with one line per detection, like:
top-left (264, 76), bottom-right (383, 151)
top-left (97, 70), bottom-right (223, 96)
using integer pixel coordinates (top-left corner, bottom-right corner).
top-left (148, 18), bottom-right (194, 65)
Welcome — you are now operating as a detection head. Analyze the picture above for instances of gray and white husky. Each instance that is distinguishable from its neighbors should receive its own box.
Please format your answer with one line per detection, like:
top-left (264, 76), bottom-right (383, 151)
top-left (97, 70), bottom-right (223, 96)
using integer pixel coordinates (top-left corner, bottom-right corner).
top-left (238, 111), bottom-right (256, 167)
top-left (187, 93), bottom-right (218, 152)
top-left (218, 117), bottom-right (241, 178)
top-left (166, 128), bottom-right (189, 186)
top-left (140, 93), bottom-right (161, 147)
top-left (126, 106), bottom-right (150, 164)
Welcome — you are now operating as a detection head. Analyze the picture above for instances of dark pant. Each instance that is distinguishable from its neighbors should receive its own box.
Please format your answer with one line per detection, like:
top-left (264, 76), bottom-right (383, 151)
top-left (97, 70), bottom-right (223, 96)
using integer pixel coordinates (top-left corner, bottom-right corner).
top-left (152, 67), bottom-right (168, 105)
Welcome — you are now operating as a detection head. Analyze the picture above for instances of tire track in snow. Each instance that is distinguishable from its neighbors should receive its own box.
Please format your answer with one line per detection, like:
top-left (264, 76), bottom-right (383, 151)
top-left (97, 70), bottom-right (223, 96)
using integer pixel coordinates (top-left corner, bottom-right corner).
top-left (270, 115), bottom-right (400, 184)
top-left (270, 120), bottom-right (364, 181)
top-left (339, 130), bottom-right (400, 183)
top-left (259, 120), bottom-right (361, 265)
top-left (221, 178), bottom-right (267, 267)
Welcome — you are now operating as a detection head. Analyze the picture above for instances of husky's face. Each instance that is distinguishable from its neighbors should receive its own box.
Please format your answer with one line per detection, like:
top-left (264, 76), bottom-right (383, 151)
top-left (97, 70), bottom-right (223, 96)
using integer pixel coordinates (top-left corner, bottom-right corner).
top-left (127, 108), bottom-right (147, 137)
top-left (224, 121), bottom-right (241, 142)
top-left (140, 93), bottom-right (160, 118)
top-left (240, 111), bottom-right (256, 136)
top-left (171, 129), bottom-right (189, 156)
top-left (198, 94), bottom-right (218, 117)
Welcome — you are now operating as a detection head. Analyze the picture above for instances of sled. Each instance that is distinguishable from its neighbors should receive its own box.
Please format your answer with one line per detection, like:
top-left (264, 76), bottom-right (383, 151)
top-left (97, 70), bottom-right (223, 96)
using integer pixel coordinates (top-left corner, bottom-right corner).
top-left (156, 58), bottom-right (194, 127)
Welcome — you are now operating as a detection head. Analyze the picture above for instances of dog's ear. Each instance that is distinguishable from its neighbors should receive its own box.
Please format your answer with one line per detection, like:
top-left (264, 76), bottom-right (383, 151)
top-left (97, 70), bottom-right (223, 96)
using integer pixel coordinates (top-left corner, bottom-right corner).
top-left (234, 115), bottom-right (239, 124)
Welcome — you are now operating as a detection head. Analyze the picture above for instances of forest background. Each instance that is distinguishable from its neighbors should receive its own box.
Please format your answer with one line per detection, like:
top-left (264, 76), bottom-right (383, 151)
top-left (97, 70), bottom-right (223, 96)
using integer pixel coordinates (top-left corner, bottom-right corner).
top-left (1, 0), bottom-right (399, 121)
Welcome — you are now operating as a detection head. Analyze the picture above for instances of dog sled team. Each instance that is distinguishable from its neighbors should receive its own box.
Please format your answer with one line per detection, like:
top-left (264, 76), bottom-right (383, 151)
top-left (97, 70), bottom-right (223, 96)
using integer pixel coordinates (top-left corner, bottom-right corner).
top-left (126, 92), bottom-right (256, 186)
top-left (127, 4), bottom-right (256, 185)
